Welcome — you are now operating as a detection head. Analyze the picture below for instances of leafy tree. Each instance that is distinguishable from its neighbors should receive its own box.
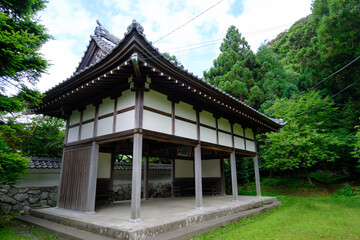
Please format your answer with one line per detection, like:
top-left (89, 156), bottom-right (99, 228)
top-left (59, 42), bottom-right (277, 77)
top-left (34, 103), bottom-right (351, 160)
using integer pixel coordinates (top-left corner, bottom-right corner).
top-left (0, 114), bottom-right (29, 186)
top-left (163, 52), bottom-right (181, 65)
top-left (21, 116), bottom-right (65, 158)
top-left (0, 0), bottom-right (50, 187)
top-left (352, 122), bottom-right (360, 165)
top-left (259, 91), bottom-right (344, 183)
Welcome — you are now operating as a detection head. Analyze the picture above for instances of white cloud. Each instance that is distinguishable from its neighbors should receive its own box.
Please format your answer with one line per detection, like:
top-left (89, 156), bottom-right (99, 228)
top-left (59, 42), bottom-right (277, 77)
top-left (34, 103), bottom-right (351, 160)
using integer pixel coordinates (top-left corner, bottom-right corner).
top-left (37, 0), bottom-right (312, 92)
top-left (38, 39), bottom-right (80, 92)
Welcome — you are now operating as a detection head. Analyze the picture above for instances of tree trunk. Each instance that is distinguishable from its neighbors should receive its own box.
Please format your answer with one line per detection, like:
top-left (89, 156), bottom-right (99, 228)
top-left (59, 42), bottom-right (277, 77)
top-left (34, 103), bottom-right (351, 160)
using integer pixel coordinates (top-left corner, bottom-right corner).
top-left (303, 168), bottom-right (312, 184)
top-left (269, 169), bottom-right (274, 178)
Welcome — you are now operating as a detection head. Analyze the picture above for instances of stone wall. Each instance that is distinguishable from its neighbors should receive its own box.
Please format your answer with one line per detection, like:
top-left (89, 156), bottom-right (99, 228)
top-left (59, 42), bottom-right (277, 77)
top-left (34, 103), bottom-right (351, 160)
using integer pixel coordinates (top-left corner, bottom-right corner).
top-left (0, 186), bottom-right (58, 214)
top-left (0, 183), bottom-right (172, 214)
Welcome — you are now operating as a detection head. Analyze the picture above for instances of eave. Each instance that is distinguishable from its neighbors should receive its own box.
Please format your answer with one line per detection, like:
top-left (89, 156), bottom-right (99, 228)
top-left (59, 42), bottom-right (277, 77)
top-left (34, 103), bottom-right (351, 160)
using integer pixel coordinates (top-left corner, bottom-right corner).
top-left (28, 20), bottom-right (285, 133)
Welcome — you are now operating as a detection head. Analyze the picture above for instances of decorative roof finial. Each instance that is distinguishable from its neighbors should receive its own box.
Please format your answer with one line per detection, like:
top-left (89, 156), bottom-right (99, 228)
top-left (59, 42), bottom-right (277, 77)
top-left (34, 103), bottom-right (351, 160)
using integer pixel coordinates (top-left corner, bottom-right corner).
top-left (126, 20), bottom-right (145, 37)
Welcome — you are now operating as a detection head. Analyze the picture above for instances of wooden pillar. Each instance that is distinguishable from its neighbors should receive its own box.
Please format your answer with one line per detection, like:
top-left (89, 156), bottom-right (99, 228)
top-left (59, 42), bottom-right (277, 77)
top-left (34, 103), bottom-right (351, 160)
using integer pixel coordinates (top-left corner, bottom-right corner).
top-left (253, 130), bottom-right (261, 197)
top-left (171, 158), bottom-right (175, 197)
top-left (130, 88), bottom-right (144, 222)
top-left (254, 155), bottom-right (261, 197)
top-left (130, 133), bottom-right (143, 221)
top-left (143, 156), bottom-right (149, 200)
top-left (230, 151), bottom-right (238, 201)
top-left (194, 144), bottom-right (203, 209)
top-left (220, 157), bottom-right (225, 195)
top-left (85, 141), bottom-right (99, 213)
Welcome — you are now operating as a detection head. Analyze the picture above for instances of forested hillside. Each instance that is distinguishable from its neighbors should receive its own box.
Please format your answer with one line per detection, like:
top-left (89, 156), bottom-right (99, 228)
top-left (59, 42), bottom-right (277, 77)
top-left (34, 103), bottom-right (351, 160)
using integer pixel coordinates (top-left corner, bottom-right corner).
top-left (204, 0), bottom-right (360, 181)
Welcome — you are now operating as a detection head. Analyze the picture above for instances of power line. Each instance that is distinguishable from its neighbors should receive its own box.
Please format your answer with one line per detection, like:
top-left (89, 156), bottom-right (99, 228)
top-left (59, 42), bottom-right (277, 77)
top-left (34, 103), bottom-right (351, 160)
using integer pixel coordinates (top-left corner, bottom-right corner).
top-left (269, 54), bottom-right (360, 114)
top-left (295, 82), bottom-right (356, 117)
top-left (153, 0), bottom-right (224, 44)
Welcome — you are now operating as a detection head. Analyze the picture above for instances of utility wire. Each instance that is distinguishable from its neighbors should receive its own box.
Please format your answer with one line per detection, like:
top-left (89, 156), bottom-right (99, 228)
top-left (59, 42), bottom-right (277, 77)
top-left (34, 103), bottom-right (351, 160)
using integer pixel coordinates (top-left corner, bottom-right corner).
top-left (153, 0), bottom-right (224, 44)
top-left (294, 82), bottom-right (356, 117)
top-left (269, 54), bottom-right (360, 114)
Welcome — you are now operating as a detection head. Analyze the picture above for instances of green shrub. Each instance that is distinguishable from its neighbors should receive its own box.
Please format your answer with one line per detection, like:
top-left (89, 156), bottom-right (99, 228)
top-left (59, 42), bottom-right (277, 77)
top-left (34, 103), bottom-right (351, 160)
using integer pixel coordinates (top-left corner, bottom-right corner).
top-left (336, 183), bottom-right (356, 197)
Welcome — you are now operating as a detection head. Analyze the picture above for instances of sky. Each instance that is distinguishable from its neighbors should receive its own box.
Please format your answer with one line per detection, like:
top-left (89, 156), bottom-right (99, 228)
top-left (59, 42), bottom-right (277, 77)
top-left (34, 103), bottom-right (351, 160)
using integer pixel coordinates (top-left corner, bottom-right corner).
top-left (37, 0), bottom-right (313, 93)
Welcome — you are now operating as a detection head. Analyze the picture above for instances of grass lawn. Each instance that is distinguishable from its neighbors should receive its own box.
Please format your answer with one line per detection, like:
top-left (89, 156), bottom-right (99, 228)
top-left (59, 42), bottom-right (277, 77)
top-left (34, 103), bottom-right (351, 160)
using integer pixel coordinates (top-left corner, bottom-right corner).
top-left (193, 186), bottom-right (360, 240)
top-left (0, 215), bottom-right (57, 240)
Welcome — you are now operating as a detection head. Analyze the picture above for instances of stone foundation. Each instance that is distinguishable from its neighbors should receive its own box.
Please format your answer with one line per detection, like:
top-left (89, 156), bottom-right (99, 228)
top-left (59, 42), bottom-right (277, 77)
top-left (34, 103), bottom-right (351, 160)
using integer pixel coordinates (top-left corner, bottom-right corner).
top-left (0, 186), bottom-right (58, 214)
top-left (0, 183), bottom-right (171, 214)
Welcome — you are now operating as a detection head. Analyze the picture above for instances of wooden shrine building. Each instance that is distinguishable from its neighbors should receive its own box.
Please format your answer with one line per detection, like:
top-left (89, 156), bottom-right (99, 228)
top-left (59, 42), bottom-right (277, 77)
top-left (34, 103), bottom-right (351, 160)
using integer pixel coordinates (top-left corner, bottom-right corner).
top-left (28, 20), bottom-right (285, 222)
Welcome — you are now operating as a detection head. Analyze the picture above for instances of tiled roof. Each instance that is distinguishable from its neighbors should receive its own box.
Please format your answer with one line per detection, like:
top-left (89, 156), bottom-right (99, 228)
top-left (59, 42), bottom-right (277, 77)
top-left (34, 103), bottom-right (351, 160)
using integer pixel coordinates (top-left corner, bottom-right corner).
top-left (35, 20), bottom-right (285, 131)
top-left (26, 157), bottom-right (171, 171)
top-left (27, 157), bottom-right (62, 169)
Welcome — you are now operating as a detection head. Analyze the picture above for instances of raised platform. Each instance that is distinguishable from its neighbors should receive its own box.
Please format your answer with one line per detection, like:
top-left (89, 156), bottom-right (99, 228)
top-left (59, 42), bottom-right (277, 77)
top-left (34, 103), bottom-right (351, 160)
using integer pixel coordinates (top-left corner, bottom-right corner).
top-left (19, 195), bottom-right (280, 240)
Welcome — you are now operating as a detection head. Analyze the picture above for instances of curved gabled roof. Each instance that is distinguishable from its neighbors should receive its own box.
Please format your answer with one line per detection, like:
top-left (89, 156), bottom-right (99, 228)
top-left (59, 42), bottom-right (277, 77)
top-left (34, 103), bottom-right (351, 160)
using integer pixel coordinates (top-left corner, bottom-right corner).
top-left (29, 20), bottom-right (285, 132)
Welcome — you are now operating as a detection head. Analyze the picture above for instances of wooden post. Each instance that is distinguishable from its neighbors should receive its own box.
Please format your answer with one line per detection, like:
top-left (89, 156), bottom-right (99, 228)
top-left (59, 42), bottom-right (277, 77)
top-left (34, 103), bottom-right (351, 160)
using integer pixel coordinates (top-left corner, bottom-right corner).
top-left (171, 158), bottom-right (175, 197)
top-left (130, 88), bottom-right (144, 222)
top-left (220, 157), bottom-right (225, 195)
top-left (130, 133), bottom-right (143, 221)
top-left (194, 144), bottom-right (203, 209)
top-left (143, 156), bottom-right (149, 200)
top-left (253, 130), bottom-right (261, 197)
top-left (85, 141), bottom-right (99, 213)
top-left (254, 155), bottom-right (261, 197)
top-left (230, 151), bottom-right (238, 201)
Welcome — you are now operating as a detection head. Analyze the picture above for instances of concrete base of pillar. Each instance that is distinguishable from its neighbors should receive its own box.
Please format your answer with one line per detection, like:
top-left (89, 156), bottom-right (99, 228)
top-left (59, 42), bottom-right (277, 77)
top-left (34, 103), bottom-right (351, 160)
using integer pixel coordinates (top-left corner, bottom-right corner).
top-left (129, 218), bottom-right (142, 223)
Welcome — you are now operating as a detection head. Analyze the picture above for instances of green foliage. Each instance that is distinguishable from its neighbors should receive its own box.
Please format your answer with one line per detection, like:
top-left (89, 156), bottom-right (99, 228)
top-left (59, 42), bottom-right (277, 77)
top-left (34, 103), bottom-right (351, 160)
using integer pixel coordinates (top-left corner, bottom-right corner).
top-left (204, 26), bottom-right (298, 110)
top-left (336, 183), bottom-right (359, 198)
top-left (352, 123), bottom-right (360, 164)
top-left (0, 0), bottom-right (50, 90)
top-left (260, 91), bottom-right (343, 173)
top-left (309, 170), bottom-right (350, 184)
top-left (163, 52), bottom-right (181, 65)
top-left (21, 116), bottom-right (65, 158)
top-left (0, 0), bottom-right (50, 188)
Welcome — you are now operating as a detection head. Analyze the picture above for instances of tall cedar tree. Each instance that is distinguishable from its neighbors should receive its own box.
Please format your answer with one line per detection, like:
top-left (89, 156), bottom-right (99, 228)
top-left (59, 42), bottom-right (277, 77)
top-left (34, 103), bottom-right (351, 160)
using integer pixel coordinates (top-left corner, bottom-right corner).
top-left (204, 26), bottom-right (298, 111)
top-left (0, 0), bottom-right (50, 187)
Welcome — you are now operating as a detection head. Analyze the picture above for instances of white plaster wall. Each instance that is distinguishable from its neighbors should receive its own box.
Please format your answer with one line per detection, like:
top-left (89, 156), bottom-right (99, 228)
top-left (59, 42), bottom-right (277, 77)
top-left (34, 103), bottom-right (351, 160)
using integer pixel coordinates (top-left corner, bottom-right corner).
top-left (218, 118), bottom-right (231, 132)
top-left (99, 97), bottom-right (114, 116)
top-left (200, 126), bottom-right (217, 144)
top-left (175, 101), bottom-right (196, 121)
top-left (97, 117), bottom-right (113, 136)
top-left (144, 90), bottom-right (171, 113)
top-left (69, 110), bottom-right (81, 125)
top-left (17, 169), bottom-right (60, 187)
top-left (202, 159), bottom-right (221, 177)
top-left (116, 110), bottom-right (134, 132)
top-left (199, 111), bottom-right (216, 127)
top-left (175, 159), bottom-right (194, 178)
top-left (175, 119), bottom-right (197, 140)
top-left (113, 170), bottom-right (170, 185)
top-left (67, 126), bottom-right (79, 143)
top-left (97, 152), bottom-right (111, 178)
top-left (117, 89), bottom-right (135, 110)
top-left (16, 169), bottom-right (170, 188)
top-left (245, 128), bottom-right (254, 139)
top-left (218, 132), bottom-right (232, 147)
top-left (234, 136), bottom-right (245, 150)
top-left (233, 123), bottom-right (244, 136)
top-left (83, 104), bottom-right (95, 121)
top-left (143, 110), bottom-right (171, 134)
top-left (81, 122), bottom-right (94, 140)
top-left (246, 140), bottom-right (256, 152)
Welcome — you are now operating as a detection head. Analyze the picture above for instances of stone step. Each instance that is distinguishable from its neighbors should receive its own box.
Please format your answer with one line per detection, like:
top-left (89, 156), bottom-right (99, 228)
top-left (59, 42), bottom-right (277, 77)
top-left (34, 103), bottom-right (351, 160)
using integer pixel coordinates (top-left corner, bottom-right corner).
top-left (149, 201), bottom-right (281, 240)
top-left (16, 215), bottom-right (115, 240)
